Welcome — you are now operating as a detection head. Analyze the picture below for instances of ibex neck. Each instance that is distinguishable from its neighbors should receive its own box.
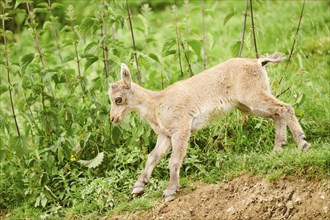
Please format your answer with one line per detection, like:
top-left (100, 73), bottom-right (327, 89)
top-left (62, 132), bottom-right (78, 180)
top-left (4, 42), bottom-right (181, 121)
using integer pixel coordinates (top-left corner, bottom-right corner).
top-left (131, 83), bottom-right (159, 119)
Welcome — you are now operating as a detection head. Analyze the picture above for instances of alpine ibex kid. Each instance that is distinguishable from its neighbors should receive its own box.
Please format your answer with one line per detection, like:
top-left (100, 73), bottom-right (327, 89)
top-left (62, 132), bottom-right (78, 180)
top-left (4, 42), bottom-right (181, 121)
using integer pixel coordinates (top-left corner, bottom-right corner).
top-left (108, 52), bottom-right (310, 202)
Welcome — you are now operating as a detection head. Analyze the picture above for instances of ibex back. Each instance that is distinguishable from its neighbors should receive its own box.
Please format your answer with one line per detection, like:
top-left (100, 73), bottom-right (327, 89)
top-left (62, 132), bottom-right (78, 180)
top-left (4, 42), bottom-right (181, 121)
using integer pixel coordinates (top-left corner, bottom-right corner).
top-left (108, 52), bottom-right (310, 202)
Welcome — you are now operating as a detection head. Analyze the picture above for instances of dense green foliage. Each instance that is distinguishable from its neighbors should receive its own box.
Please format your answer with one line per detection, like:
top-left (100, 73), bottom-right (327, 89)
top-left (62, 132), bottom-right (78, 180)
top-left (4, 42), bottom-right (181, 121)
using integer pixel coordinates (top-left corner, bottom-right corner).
top-left (0, 0), bottom-right (329, 218)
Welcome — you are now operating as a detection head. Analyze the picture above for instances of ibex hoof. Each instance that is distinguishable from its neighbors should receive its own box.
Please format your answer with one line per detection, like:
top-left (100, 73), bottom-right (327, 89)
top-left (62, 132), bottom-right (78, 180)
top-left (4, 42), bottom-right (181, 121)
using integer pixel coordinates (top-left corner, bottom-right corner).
top-left (163, 193), bottom-right (176, 203)
top-left (300, 142), bottom-right (311, 151)
top-left (272, 147), bottom-right (283, 152)
top-left (131, 186), bottom-right (145, 196)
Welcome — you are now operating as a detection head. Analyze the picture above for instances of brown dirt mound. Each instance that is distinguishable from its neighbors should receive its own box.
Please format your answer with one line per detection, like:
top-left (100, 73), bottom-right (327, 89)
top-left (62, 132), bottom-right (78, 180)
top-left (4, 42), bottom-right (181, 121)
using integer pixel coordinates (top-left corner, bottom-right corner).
top-left (110, 175), bottom-right (330, 220)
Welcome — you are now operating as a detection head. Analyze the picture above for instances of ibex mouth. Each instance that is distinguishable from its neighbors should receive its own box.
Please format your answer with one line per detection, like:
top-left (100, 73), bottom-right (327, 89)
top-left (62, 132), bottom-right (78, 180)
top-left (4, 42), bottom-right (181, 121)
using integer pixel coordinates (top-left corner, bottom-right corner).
top-left (111, 116), bottom-right (121, 124)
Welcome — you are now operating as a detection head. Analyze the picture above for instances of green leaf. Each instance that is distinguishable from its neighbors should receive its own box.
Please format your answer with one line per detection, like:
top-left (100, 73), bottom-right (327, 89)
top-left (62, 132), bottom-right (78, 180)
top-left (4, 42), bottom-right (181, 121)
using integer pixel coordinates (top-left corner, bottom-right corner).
top-left (63, 55), bottom-right (75, 62)
top-left (188, 39), bottom-right (202, 58)
top-left (42, 21), bottom-right (53, 30)
top-left (78, 152), bottom-right (104, 169)
top-left (52, 3), bottom-right (63, 9)
top-left (41, 197), bottom-right (47, 207)
top-left (230, 41), bottom-right (241, 57)
top-left (223, 11), bottom-right (237, 26)
top-left (0, 85), bottom-right (8, 96)
top-left (21, 53), bottom-right (34, 73)
top-left (295, 109), bottom-right (305, 117)
top-left (79, 17), bottom-right (99, 37)
top-left (14, 0), bottom-right (25, 9)
top-left (43, 72), bottom-right (56, 82)
top-left (162, 39), bottom-right (176, 57)
top-left (37, 3), bottom-right (48, 8)
top-left (81, 54), bottom-right (98, 71)
top-left (84, 42), bottom-right (98, 54)
top-left (108, 53), bottom-right (121, 65)
top-left (207, 33), bottom-right (215, 50)
top-left (148, 53), bottom-right (160, 63)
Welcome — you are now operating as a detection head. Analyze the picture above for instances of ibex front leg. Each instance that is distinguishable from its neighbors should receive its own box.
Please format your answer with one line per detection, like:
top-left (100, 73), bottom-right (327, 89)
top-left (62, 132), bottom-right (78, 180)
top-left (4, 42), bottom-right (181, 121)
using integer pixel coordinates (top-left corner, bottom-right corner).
top-left (163, 130), bottom-right (190, 202)
top-left (131, 133), bottom-right (171, 196)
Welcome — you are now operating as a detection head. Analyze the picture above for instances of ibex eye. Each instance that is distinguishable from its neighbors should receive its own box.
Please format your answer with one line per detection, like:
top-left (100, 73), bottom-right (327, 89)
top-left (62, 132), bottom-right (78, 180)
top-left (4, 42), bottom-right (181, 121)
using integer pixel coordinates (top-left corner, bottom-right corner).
top-left (115, 97), bottom-right (123, 104)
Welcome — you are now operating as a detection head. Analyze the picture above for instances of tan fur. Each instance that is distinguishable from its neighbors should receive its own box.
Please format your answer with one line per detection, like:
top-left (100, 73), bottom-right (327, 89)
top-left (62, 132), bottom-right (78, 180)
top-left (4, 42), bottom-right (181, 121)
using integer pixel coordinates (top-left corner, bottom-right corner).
top-left (108, 52), bottom-right (310, 202)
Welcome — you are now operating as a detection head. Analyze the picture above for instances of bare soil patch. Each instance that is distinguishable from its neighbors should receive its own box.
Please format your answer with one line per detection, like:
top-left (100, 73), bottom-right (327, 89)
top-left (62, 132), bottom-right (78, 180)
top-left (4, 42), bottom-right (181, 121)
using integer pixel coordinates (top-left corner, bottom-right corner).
top-left (110, 175), bottom-right (330, 220)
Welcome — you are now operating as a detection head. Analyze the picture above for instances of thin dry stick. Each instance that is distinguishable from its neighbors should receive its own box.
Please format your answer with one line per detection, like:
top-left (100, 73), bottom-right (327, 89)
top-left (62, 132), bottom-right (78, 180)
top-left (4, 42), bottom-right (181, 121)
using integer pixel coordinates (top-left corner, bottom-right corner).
top-left (277, 0), bottom-right (305, 98)
top-left (26, 2), bottom-right (46, 110)
top-left (180, 40), bottom-right (194, 77)
top-left (250, 0), bottom-right (259, 58)
top-left (126, 2), bottom-right (141, 84)
top-left (100, 3), bottom-right (110, 78)
top-left (2, 17), bottom-right (21, 137)
top-left (238, 0), bottom-right (249, 57)
top-left (285, 0), bottom-right (305, 70)
top-left (202, 0), bottom-right (207, 69)
top-left (174, 13), bottom-right (184, 78)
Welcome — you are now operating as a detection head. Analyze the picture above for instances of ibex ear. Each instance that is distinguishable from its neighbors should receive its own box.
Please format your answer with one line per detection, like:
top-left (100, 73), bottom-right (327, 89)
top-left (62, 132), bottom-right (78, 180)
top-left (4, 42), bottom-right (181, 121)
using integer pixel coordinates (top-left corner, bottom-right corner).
top-left (121, 63), bottom-right (132, 88)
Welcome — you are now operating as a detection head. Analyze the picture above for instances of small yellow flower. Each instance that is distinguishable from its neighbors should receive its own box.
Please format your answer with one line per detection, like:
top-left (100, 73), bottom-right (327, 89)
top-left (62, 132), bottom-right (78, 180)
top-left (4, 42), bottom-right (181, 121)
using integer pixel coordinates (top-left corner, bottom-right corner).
top-left (70, 155), bottom-right (76, 162)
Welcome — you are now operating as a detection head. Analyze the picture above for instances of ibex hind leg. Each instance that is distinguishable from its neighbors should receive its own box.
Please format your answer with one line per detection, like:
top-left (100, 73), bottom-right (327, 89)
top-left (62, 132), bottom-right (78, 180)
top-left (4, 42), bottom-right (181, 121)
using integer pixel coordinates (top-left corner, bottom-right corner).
top-left (241, 93), bottom-right (310, 151)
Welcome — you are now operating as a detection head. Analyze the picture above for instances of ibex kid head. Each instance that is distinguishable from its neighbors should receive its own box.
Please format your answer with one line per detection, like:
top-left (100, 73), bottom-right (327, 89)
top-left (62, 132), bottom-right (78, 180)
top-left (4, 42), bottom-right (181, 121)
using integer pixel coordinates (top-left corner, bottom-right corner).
top-left (108, 63), bottom-right (134, 124)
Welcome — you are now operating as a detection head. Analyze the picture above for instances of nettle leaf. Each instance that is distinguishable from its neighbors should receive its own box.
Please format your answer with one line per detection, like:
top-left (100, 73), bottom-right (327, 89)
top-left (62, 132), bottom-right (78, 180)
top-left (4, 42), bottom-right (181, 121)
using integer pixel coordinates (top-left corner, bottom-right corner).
top-left (81, 54), bottom-right (99, 71)
top-left (78, 152), bottom-right (104, 169)
top-left (295, 109), bottom-right (305, 117)
top-left (37, 3), bottom-right (48, 7)
top-left (162, 39), bottom-right (176, 57)
top-left (42, 21), bottom-right (53, 30)
top-left (223, 10), bottom-right (237, 26)
top-left (188, 39), bottom-right (202, 59)
top-left (63, 55), bottom-right (75, 62)
top-left (34, 8), bottom-right (49, 14)
top-left (0, 85), bottom-right (8, 96)
top-left (207, 32), bottom-right (215, 50)
top-left (230, 40), bottom-right (241, 57)
top-left (79, 17), bottom-right (99, 37)
top-left (149, 53), bottom-right (160, 63)
top-left (14, 0), bottom-right (25, 9)
top-left (51, 3), bottom-right (63, 9)
top-left (84, 42), bottom-right (98, 54)
top-left (108, 53), bottom-right (121, 65)
top-left (43, 72), bottom-right (57, 82)
top-left (21, 53), bottom-right (35, 73)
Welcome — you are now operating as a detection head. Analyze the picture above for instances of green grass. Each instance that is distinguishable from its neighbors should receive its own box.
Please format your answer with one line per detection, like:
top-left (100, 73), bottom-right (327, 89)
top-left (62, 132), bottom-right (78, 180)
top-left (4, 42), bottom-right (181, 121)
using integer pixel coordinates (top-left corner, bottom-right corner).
top-left (0, 0), bottom-right (329, 219)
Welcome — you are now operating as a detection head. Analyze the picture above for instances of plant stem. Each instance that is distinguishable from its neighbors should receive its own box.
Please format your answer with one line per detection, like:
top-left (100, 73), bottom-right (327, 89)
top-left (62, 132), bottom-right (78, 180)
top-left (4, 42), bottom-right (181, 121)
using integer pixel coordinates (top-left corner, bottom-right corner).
top-left (111, 26), bottom-right (116, 41)
top-left (70, 21), bottom-right (85, 99)
top-left (26, 2), bottom-right (46, 110)
top-left (202, 0), bottom-right (207, 69)
top-left (250, 0), bottom-right (259, 58)
top-left (48, 0), bottom-right (63, 64)
top-left (48, 0), bottom-right (70, 120)
top-left (238, 0), bottom-right (248, 57)
top-left (285, 0), bottom-right (305, 70)
top-left (2, 17), bottom-right (21, 137)
top-left (126, 2), bottom-right (141, 85)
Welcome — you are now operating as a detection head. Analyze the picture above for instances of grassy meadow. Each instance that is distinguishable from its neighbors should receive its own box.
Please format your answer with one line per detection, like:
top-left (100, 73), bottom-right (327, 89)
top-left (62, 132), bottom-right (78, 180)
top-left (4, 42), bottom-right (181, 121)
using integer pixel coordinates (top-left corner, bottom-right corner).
top-left (0, 0), bottom-right (329, 218)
